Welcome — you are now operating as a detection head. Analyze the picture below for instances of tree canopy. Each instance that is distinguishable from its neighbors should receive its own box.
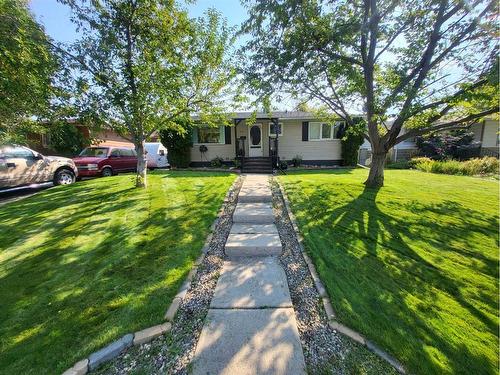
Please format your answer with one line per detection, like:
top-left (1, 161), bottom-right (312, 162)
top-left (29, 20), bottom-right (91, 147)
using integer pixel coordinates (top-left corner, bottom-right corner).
top-left (241, 0), bottom-right (499, 186)
top-left (57, 0), bottom-right (235, 187)
top-left (0, 0), bottom-right (58, 143)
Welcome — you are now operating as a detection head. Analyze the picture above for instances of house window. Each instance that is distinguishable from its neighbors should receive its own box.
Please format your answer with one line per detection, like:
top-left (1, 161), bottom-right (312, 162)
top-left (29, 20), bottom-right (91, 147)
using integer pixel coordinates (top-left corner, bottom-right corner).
top-left (195, 126), bottom-right (224, 144)
top-left (269, 122), bottom-right (283, 137)
top-left (310, 122), bottom-right (336, 140)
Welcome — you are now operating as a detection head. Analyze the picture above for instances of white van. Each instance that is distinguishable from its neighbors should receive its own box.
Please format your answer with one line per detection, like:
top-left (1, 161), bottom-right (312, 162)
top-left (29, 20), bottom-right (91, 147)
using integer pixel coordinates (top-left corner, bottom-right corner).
top-left (145, 142), bottom-right (169, 169)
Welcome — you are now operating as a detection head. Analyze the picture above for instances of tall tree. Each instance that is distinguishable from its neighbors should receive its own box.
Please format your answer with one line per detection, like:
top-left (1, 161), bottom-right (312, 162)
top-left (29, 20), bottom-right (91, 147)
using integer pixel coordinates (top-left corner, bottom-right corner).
top-left (57, 0), bottom-right (234, 187)
top-left (0, 0), bottom-right (57, 143)
top-left (241, 0), bottom-right (498, 187)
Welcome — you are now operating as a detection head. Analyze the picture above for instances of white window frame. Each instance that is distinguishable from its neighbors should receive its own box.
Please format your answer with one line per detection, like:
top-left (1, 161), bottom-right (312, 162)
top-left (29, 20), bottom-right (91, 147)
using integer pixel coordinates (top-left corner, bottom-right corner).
top-left (309, 122), bottom-right (334, 141)
top-left (268, 122), bottom-right (283, 137)
top-left (194, 125), bottom-right (225, 144)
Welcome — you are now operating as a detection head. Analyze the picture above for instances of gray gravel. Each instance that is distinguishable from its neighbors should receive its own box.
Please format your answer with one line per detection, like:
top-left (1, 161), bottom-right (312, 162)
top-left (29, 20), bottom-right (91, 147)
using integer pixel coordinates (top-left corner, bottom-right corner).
top-left (94, 176), bottom-right (243, 375)
top-left (270, 178), bottom-right (346, 370)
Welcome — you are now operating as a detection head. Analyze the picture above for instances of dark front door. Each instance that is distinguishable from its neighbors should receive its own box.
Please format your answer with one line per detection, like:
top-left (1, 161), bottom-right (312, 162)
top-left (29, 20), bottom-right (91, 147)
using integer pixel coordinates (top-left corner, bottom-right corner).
top-left (249, 123), bottom-right (263, 157)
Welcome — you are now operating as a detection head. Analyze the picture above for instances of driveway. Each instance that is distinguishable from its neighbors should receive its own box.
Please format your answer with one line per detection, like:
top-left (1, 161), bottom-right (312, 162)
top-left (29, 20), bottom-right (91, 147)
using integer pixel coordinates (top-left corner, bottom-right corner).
top-left (0, 182), bottom-right (53, 207)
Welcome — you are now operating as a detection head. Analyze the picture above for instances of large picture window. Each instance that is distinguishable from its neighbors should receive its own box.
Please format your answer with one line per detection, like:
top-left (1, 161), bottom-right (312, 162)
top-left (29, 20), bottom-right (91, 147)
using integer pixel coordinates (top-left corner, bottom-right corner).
top-left (310, 121), bottom-right (344, 140)
top-left (309, 122), bottom-right (334, 140)
top-left (194, 126), bottom-right (224, 144)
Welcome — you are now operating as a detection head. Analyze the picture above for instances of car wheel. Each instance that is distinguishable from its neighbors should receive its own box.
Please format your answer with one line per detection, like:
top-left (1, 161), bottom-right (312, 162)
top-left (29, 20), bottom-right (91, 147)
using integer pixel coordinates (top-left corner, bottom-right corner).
top-left (54, 168), bottom-right (76, 186)
top-left (102, 167), bottom-right (113, 177)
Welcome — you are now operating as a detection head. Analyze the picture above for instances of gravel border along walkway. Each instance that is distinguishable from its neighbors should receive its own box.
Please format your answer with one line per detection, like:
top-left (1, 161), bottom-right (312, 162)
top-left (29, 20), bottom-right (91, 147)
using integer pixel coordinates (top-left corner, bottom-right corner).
top-left (272, 176), bottom-right (404, 374)
top-left (93, 175), bottom-right (243, 375)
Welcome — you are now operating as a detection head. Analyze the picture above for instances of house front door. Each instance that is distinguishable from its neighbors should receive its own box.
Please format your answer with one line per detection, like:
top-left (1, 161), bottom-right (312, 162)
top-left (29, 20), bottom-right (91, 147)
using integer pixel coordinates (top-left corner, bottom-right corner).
top-left (248, 123), bottom-right (263, 157)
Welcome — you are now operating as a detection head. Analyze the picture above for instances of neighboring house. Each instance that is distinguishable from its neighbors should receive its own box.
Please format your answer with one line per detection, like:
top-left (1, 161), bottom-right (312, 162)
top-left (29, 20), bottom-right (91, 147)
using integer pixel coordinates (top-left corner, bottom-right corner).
top-left (358, 117), bottom-right (499, 165)
top-left (28, 120), bottom-right (148, 156)
top-left (189, 111), bottom-right (345, 172)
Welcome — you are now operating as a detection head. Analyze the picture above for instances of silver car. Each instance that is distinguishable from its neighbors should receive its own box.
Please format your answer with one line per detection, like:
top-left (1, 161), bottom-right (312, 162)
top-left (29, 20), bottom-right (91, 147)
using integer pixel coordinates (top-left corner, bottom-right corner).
top-left (0, 145), bottom-right (78, 190)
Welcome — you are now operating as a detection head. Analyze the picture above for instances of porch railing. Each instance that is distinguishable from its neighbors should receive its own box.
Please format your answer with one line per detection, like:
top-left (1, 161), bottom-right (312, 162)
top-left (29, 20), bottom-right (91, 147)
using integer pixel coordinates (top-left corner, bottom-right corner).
top-left (237, 136), bottom-right (246, 170)
top-left (269, 136), bottom-right (279, 169)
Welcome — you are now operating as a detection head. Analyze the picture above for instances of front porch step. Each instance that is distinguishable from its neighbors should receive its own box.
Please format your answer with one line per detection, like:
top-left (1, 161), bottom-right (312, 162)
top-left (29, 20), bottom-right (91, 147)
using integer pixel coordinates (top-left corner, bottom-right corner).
top-left (233, 203), bottom-right (274, 223)
top-left (225, 233), bottom-right (282, 257)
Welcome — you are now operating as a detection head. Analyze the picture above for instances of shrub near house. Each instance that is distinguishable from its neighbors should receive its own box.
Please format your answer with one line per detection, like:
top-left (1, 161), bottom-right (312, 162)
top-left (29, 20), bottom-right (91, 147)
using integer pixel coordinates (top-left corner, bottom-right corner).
top-left (409, 157), bottom-right (499, 176)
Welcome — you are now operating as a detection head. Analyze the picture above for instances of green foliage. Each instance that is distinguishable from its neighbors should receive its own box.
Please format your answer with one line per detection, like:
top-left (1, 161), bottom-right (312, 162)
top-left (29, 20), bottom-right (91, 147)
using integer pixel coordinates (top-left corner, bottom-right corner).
top-left (241, 0), bottom-right (498, 186)
top-left (0, 0), bottom-right (57, 142)
top-left (210, 156), bottom-right (224, 168)
top-left (58, 1), bottom-right (235, 186)
top-left (280, 169), bottom-right (499, 375)
top-left (341, 121), bottom-right (365, 166)
top-left (159, 121), bottom-right (193, 168)
top-left (386, 161), bottom-right (410, 170)
top-left (0, 171), bottom-right (236, 374)
top-left (46, 122), bottom-right (90, 156)
top-left (409, 156), bottom-right (499, 176)
top-left (291, 155), bottom-right (303, 167)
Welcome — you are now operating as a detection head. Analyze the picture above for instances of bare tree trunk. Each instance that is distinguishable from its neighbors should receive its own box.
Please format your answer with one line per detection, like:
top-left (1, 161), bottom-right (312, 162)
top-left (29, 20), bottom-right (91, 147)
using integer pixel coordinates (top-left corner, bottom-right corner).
top-left (365, 150), bottom-right (386, 188)
top-left (135, 140), bottom-right (147, 188)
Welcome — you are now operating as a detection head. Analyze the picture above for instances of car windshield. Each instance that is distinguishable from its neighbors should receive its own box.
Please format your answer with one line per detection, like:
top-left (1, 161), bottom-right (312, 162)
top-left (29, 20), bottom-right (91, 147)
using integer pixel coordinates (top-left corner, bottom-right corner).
top-left (79, 147), bottom-right (109, 158)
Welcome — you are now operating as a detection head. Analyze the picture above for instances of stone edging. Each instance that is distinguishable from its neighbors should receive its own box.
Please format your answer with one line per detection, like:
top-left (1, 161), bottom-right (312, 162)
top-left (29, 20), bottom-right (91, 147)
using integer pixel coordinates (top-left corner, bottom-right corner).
top-left (62, 177), bottom-right (241, 375)
top-left (275, 178), bottom-right (407, 375)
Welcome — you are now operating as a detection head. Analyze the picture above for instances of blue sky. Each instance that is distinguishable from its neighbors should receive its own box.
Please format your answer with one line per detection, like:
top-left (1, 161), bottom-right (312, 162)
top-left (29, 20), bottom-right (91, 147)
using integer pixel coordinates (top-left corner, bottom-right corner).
top-left (29, 0), bottom-right (249, 44)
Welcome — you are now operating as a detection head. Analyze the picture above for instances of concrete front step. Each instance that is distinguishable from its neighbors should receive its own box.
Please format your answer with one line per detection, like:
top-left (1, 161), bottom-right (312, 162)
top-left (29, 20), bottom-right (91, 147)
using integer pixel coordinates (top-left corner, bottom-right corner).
top-left (225, 233), bottom-right (282, 257)
top-left (211, 257), bottom-right (292, 308)
top-left (233, 203), bottom-right (274, 223)
top-left (192, 308), bottom-right (306, 375)
top-left (238, 186), bottom-right (272, 203)
top-left (230, 223), bottom-right (278, 234)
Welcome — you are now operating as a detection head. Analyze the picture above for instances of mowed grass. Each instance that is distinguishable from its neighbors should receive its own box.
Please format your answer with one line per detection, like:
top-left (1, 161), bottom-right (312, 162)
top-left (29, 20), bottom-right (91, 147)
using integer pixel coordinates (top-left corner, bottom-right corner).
top-left (279, 169), bottom-right (499, 375)
top-left (0, 170), bottom-right (235, 374)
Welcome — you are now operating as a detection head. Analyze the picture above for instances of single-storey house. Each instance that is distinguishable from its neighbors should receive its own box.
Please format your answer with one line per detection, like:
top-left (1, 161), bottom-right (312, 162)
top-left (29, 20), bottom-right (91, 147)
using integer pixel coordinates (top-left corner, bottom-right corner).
top-left (190, 111), bottom-right (346, 172)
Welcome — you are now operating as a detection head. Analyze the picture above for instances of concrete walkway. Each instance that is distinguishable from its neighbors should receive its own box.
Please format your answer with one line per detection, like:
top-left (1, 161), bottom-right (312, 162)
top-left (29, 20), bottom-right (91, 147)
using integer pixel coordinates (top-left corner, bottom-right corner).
top-left (192, 174), bottom-right (306, 375)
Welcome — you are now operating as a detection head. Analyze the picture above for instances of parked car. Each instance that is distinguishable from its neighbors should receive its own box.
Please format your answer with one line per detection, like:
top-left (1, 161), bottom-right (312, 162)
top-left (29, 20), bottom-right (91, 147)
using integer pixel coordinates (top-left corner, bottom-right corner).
top-left (145, 142), bottom-right (169, 169)
top-left (0, 145), bottom-right (78, 190)
top-left (73, 146), bottom-right (137, 177)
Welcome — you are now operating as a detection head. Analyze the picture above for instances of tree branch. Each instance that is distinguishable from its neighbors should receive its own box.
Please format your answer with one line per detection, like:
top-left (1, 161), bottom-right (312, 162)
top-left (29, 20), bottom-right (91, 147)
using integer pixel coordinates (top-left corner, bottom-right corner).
top-left (395, 108), bottom-right (498, 143)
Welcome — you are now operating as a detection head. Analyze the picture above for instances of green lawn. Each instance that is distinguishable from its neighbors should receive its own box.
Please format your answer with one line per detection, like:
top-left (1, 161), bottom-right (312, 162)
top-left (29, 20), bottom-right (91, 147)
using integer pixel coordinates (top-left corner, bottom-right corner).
top-left (0, 170), bottom-right (235, 375)
top-left (279, 169), bottom-right (499, 375)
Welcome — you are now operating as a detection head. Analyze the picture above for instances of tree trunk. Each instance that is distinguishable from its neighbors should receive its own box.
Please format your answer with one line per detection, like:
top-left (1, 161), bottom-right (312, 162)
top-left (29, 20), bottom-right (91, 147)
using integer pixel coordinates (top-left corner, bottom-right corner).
top-left (365, 150), bottom-right (386, 188)
top-left (135, 140), bottom-right (147, 188)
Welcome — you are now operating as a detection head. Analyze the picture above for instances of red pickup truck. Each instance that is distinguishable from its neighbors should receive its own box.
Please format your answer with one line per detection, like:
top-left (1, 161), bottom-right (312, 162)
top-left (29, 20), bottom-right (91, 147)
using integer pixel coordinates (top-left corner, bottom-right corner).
top-left (73, 146), bottom-right (137, 177)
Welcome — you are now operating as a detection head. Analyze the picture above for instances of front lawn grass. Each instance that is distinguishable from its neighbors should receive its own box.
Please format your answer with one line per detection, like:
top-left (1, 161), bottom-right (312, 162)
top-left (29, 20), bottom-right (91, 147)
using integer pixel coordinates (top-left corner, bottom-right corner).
top-left (279, 169), bottom-right (498, 375)
top-left (0, 170), bottom-right (236, 374)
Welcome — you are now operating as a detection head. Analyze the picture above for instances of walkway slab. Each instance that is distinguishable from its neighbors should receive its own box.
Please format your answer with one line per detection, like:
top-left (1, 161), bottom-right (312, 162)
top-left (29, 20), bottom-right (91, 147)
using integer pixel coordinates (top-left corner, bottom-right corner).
top-left (211, 257), bottom-right (292, 308)
top-left (231, 223), bottom-right (278, 234)
top-left (192, 308), bottom-right (306, 375)
top-left (233, 203), bottom-right (274, 223)
top-left (225, 233), bottom-right (282, 257)
top-left (239, 186), bottom-right (272, 203)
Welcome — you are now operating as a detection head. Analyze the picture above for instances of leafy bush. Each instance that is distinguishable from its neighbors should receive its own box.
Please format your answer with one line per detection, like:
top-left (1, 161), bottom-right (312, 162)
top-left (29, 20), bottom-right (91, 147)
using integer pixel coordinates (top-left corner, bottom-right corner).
top-left (291, 155), bottom-right (302, 167)
top-left (415, 130), bottom-right (481, 160)
top-left (233, 157), bottom-right (241, 168)
top-left (47, 122), bottom-right (91, 156)
top-left (210, 156), bottom-right (224, 168)
top-left (341, 118), bottom-right (365, 166)
top-left (386, 160), bottom-right (410, 169)
top-left (159, 121), bottom-right (193, 168)
top-left (409, 156), bottom-right (499, 176)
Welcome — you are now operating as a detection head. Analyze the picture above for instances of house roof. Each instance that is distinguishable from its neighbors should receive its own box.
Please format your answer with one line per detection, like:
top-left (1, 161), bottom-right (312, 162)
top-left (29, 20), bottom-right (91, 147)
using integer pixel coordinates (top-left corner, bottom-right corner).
top-left (231, 111), bottom-right (316, 120)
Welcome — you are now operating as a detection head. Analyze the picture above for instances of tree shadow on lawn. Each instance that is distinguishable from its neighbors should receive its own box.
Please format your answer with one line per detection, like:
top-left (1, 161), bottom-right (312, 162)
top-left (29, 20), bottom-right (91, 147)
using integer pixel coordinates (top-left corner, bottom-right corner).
top-left (0, 173), bottom-right (231, 374)
top-left (289, 183), bottom-right (499, 375)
